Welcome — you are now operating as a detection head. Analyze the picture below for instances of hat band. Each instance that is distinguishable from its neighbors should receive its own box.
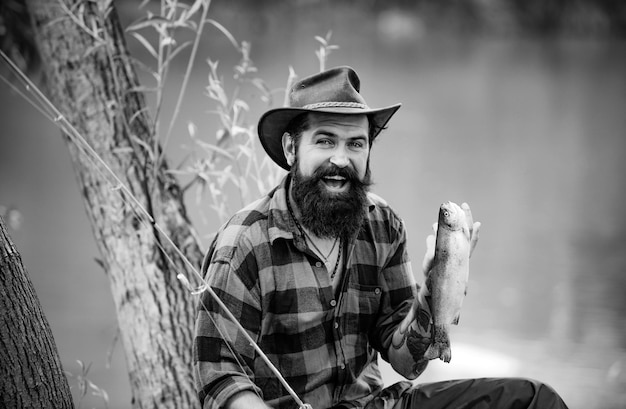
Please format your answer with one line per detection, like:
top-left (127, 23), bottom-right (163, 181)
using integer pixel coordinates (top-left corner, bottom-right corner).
top-left (302, 101), bottom-right (369, 110)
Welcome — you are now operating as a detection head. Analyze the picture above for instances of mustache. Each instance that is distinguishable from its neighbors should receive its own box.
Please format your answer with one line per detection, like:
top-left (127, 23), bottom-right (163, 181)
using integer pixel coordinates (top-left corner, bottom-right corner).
top-left (312, 162), bottom-right (367, 185)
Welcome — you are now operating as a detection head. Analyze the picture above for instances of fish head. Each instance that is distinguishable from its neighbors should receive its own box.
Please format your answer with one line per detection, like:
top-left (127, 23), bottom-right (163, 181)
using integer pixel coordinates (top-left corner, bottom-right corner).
top-left (438, 201), bottom-right (466, 231)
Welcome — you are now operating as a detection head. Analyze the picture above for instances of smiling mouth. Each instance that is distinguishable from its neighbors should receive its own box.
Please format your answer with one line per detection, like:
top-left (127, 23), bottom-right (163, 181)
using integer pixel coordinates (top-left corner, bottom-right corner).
top-left (322, 175), bottom-right (349, 192)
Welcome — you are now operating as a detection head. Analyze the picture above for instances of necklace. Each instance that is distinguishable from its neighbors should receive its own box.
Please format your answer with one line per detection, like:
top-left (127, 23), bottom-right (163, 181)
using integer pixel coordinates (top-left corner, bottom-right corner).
top-left (330, 242), bottom-right (342, 280)
top-left (304, 232), bottom-right (339, 263)
top-left (287, 192), bottom-right (342, 274)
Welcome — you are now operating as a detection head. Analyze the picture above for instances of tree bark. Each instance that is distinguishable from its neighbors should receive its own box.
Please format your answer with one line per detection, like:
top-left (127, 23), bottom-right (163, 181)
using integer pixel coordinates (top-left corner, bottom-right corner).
top-left (22, 1), bottom-right (204, 408)
top-left (0, 216), bottom-right (74, 408)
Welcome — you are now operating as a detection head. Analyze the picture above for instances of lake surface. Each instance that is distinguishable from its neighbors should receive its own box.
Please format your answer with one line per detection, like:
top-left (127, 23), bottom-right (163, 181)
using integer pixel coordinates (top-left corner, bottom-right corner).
top-left (1, 3), bottom-right (625, 408)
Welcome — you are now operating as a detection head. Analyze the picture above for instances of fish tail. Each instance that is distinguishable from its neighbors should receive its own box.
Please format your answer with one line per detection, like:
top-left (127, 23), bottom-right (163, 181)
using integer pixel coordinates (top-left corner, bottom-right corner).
top-left (423, 324), bottom-right (451, 362)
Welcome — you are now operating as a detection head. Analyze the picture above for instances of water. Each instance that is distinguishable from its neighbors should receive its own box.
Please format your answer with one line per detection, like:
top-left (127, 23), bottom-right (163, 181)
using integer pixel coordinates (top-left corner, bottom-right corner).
top-left (1, 3), bottom-right (625, 408)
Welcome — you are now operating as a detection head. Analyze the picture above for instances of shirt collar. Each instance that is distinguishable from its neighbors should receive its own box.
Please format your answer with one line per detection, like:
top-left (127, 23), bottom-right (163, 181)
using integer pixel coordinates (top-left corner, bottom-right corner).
top-left (267, 174), bottom-right (301, 245)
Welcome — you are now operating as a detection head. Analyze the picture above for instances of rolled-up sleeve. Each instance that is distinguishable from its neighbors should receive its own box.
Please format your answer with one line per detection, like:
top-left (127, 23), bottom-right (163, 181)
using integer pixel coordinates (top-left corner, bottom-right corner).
top-left (193, 234), bottom-right (263, 409)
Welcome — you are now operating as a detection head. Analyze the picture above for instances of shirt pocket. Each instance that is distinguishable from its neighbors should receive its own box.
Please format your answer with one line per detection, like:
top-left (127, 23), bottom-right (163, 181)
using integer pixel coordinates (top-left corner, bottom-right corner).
top-left (342, 282), bottom-right (382, 334)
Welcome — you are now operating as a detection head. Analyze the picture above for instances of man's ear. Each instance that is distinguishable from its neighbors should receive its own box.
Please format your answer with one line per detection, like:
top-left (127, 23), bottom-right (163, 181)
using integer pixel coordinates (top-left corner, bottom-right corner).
top-left (282, 132), bottom-right (295, 167)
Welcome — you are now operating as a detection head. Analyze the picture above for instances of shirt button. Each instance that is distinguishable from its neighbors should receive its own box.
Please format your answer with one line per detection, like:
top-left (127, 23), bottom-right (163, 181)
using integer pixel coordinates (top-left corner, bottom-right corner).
top-left (374, 288), bottom-right (381, 295)
top-left (334, 322), bottom-right (339, 329)
top-left (340, 363), bottom-right (346, 370)
top-left (315, 261), bottom-right (322, 268)
top-left (330, 299), bottom-right (337, 307)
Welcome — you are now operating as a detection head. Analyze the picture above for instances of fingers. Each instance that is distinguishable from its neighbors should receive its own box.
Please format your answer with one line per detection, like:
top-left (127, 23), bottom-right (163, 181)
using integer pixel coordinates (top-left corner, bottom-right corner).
top-left (469, 221), bottom-right (481, 257)
top-left (461, 202), bottom-right (474, 236)
top-left (422, 234), bottom-right (436, 274)
top-left (461, 202), bottom-right (480, 257)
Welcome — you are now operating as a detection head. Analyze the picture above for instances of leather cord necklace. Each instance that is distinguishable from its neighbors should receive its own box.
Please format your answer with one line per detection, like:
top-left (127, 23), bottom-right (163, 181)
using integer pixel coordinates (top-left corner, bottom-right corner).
top-left (287, 193), bottom-right (342, 279)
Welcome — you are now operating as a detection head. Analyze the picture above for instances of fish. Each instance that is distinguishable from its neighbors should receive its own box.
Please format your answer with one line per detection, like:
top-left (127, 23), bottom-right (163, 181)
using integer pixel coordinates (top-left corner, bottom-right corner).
top-left (423, 201), bottom-right (480, 363)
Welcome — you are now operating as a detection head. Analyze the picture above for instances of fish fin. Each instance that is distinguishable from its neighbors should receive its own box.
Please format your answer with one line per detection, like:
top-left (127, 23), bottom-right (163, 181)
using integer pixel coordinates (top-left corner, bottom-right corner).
top-left (452, 313), bottom-right (461, 325)
top-left (424, 325), bottom-right (451, 362)
top-left (424, 344), bottom-right (452, 363)
top-left (469, 221), bottom-right (481, 257)
top-left (423, 344), bottom-right (438, 360)
top-left (441, 348), bottom-right (452, 363)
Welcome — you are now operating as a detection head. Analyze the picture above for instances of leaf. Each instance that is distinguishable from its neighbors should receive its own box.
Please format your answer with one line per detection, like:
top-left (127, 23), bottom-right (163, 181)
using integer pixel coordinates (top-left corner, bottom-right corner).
top-left (207, 58), bottom-right (219, 74)
top-left (127, 85), bottom-right (161, 94)
top-left (162, 36), bottom-right (176, 46)
top-left (239, 176), bottom-right (249, 200)
top-left (187, 122), bottom-right (198, 138)
top-left (83, 41), bottom-right (105, 59)
top-left (89, 381), bottom-right (110, 405)
top-left (166, 168), bottom-right (193, 176)
top-left (131, 135), bottom-right (157, 162)
top-left (129, 32), bottom-right (158, 59)
top-left (249, 77), bottom-right (273, 104)
top-left (232, 99), bottom-right (250, 113)
top-left (127, 56), bottom-right (157, 79)
top-left (163, 40), bottom-right (192, 66)
top-left (184, 0), bottom-right (205, 21)
top-left (236, 144), bottom-right (253, 159)
top-left (126, 16), bottom-right (176, 33)
top-left (231, 125), bottom-right (250, 138)
top-left (195, 140), bottom-right (234, 160)
top-left (112, 147), bottom-right (134, 155)
top-left (206, 18), bottom-right (239, 50)
top-left (129, 106), bottom-right (152, 126)
top-left (101, 0), bottom-right (114, 17)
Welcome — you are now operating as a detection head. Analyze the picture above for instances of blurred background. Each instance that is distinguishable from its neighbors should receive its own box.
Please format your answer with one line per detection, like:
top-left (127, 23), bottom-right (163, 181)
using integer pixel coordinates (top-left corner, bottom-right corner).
top-left (1, 0), bottom-right (625, 407)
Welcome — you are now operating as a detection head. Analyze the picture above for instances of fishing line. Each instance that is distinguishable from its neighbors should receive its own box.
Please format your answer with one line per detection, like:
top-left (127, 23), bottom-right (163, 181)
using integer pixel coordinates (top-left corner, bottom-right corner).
top-left (0, 49), bottom-right (310, 409)
top-left (0, 74), bottom-right (58, 123)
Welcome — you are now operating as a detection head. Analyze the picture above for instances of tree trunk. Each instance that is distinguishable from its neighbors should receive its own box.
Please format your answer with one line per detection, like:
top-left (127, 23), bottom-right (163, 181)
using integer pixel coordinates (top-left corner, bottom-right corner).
top-left (23, 1), bottom-right (204, 407)
top-left (0, 216), bottom-right (74, 408)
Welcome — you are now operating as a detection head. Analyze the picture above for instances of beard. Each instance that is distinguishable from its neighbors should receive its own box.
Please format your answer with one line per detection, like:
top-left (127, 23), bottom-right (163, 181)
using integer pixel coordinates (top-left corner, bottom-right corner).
top-left (290, 159), bottom-right (372, 240)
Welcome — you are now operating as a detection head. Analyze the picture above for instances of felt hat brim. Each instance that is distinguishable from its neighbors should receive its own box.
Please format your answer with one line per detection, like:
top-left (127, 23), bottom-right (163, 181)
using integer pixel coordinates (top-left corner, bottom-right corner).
top-left (257, 103), bottom-right (401, 171)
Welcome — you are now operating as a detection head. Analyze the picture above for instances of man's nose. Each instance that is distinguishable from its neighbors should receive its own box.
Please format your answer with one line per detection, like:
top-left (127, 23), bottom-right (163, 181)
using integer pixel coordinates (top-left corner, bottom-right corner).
top-left (329, 146), bottom-right (349, 168)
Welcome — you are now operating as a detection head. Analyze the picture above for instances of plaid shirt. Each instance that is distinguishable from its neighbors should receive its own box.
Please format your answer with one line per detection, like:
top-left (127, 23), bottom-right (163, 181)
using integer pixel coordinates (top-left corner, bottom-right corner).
top-left (194, 175), bottom-right (420, 409)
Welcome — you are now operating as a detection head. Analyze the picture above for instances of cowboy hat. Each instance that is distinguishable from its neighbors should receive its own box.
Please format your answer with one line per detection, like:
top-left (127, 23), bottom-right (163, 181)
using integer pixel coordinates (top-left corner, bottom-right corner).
top-left (257, 66), bottom-right (401, 170)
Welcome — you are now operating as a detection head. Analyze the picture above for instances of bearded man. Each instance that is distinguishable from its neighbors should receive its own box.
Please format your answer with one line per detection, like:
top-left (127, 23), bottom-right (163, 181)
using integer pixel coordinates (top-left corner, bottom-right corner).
top-left (193, 66), bottom-right (569, 409)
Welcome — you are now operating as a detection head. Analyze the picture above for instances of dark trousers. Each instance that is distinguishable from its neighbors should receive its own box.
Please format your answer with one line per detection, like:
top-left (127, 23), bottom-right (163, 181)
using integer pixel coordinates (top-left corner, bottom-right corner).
top-left (395, 378), bottom-right (569, 409)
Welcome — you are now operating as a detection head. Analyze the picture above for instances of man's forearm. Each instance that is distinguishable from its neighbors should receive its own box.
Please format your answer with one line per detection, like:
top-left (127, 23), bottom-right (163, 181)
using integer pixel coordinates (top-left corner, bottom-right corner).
top-left (387, 291), bottom-right (433, 379)
top-left (223, 391), bottom-right (270, 409)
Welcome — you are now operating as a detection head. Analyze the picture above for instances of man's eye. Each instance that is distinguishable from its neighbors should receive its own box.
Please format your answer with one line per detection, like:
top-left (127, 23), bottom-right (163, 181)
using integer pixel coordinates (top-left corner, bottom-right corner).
top-left (317, 139), bottom-right (333, 146)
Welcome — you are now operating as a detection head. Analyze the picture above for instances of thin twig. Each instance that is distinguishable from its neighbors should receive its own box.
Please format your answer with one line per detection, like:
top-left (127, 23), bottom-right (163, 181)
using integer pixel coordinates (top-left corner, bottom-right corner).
top-left (159, 0), bottom-right (212, 167)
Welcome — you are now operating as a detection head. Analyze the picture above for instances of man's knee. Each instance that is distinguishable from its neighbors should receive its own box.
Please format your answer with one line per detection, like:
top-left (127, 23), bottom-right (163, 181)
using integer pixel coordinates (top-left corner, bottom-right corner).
top-left (500, 377), bottom-right (568, 408)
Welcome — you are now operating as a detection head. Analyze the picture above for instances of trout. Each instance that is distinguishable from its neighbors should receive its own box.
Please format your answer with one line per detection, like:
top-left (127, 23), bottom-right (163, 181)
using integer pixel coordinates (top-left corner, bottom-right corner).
top-left (423, 201), bottom-right (480, 363)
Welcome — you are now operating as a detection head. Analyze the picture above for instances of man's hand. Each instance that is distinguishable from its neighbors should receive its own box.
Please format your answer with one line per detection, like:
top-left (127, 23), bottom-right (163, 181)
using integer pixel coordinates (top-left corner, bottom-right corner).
top-left (462, 202), bottom-right (481, 257)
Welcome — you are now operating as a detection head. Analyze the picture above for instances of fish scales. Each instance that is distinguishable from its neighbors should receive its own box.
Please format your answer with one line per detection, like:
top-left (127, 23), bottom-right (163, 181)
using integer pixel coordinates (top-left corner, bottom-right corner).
top-left (423, 201), bottom-right (477, 363)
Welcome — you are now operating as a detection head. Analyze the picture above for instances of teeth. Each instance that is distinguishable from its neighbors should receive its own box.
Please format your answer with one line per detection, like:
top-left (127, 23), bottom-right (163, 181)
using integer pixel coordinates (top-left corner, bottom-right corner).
top-left (324, 176), bottom-right (346, 180)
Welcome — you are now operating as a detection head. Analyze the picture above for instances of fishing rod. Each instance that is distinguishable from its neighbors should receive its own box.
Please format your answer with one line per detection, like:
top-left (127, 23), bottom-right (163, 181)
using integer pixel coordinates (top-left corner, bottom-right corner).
top-left (0, 49), bottom-right (312, 409)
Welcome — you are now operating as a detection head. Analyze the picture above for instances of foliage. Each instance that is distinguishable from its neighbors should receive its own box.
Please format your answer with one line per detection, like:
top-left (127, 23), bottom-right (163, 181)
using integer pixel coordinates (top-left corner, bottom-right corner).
top-left (169, 49), bottom-right (284, 224)
top-left (1, 1), bottom-right (338, 406)
top-left (315, 31), bottom-right (339, 72)
top-left (125, 2), bottom-right (339, 229)
top-left (124, 0), bottom-right (285, 228)
top-left (0, 206), bottom-right (21, 231)
top-left (64, 360), bottom-right (110, 409)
